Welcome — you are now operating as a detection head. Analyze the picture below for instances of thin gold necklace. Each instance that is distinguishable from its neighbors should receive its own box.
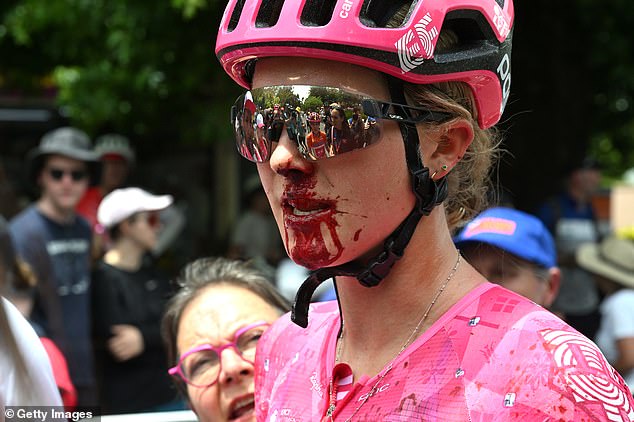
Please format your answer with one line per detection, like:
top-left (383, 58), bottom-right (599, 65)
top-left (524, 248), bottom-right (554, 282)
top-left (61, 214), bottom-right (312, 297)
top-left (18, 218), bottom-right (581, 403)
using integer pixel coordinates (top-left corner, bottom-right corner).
top-left (327, 252), bottom-right (461, 422)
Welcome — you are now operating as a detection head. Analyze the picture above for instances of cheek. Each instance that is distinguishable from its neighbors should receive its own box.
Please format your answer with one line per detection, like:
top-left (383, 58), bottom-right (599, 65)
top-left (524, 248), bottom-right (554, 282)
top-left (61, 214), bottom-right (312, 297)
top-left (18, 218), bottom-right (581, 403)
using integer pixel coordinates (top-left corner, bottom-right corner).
top-left (188, 386), bottom-right (220, 421)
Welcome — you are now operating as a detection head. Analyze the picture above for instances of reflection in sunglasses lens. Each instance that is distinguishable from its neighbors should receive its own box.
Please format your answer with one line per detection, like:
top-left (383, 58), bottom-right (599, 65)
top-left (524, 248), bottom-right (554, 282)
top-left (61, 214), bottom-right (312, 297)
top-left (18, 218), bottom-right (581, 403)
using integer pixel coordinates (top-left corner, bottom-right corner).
top-left (233, 85), bottom-right (384, 163)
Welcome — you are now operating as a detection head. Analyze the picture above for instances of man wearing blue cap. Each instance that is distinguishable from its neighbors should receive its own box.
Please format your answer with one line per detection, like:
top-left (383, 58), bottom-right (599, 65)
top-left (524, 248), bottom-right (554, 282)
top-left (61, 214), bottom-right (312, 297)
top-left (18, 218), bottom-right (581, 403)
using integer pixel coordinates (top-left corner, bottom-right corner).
top-left (454, 207), bottom-right (561, 308)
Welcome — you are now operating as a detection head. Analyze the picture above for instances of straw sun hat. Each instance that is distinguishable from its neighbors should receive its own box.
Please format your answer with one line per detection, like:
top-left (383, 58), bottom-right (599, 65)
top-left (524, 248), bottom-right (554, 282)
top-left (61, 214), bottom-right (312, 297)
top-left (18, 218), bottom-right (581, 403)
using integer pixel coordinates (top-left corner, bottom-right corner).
top-left (576, 236), bottom-right (634, 288)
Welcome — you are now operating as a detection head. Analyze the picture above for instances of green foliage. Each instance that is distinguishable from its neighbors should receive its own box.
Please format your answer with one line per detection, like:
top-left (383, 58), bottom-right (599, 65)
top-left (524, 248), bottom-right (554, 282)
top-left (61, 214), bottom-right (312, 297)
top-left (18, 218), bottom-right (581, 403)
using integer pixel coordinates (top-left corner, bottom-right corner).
top-left (578, 1), bottom-right (634, 180)
top-left (0, 0), bottom-right (633, 174)
top-left (302, 95), bottom-right (323, 112)
top-left (0, 0), bottom-right (238, 145)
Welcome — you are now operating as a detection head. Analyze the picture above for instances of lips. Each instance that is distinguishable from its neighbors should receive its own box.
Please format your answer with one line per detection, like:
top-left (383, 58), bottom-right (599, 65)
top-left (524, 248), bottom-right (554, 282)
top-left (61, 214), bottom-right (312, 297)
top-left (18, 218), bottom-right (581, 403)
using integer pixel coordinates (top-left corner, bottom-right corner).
top-left (228, 394), bottom-right (255, 421)
top-left (282, 196), bottom-right (334, 226)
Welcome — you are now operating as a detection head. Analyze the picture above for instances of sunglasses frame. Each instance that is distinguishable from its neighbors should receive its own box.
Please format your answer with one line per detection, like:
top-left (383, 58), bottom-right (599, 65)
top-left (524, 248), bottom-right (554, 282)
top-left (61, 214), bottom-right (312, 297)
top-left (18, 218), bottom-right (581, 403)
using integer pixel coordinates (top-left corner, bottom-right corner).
top-left (47, 167), bottom-right (88, 182)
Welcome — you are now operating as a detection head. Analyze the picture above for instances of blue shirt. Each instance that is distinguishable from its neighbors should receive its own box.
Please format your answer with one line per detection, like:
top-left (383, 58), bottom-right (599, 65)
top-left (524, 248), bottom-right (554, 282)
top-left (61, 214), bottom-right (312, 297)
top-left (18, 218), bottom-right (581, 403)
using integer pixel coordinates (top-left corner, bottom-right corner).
top-left (9, 205), bottom-right (95, 389)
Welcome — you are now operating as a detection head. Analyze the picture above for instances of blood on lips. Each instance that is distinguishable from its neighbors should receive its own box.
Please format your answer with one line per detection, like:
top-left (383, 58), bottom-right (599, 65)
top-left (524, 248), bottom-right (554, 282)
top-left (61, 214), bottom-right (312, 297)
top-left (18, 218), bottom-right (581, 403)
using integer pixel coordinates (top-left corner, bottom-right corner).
top-left (281, 178), bottom-right (344, 269)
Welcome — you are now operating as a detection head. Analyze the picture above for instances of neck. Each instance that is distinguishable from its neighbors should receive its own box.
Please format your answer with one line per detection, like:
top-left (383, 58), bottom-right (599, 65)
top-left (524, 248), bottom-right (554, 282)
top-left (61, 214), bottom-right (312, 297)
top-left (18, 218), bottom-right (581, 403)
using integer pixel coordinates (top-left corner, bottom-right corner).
top-left (37, 198), bottom-right (76, 225)
top-left (335, 207), bottom-right (484, 376)
top-left (104, 239), bottom-right (146, 271)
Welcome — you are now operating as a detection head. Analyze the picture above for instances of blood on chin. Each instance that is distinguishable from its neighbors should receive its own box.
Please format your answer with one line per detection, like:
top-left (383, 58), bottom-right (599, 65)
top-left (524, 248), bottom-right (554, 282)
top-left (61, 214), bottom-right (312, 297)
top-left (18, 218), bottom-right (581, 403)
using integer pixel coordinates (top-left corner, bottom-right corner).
top-left (287, 225), bottom-right (344, 270)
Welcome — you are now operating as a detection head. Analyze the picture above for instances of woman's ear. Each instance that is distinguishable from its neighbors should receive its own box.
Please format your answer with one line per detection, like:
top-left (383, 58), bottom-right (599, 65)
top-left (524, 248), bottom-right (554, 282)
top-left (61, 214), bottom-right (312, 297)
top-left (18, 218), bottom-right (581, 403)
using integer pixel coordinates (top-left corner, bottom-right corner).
top-left (421, 119), bottom-right (474, 180)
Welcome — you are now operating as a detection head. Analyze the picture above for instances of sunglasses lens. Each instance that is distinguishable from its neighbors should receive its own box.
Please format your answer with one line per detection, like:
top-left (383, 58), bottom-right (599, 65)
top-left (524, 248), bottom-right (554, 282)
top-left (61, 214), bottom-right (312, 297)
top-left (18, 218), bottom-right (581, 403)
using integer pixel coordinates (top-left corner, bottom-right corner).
top-left (48, 168), bottom-right (86, 182)
top-left (232, 86), bottom-right (384, 163)
top-left (49, 169), bottom-right (64, 180)
top-left (71, 171), bottom-right (86, 181)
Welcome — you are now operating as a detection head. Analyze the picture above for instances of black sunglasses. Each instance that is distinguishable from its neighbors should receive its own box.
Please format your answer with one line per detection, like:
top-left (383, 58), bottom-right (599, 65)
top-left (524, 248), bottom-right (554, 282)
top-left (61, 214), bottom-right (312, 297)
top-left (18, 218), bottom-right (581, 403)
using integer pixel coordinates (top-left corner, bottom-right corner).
top-left (47, 168), bottom-right (87, 182)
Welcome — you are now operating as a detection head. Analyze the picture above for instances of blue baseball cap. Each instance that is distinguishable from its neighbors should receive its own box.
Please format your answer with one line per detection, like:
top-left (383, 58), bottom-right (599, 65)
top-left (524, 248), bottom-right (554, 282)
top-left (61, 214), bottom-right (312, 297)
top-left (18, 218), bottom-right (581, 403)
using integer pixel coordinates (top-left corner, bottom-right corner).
top-left (454, 207), bottom-right (556, 269)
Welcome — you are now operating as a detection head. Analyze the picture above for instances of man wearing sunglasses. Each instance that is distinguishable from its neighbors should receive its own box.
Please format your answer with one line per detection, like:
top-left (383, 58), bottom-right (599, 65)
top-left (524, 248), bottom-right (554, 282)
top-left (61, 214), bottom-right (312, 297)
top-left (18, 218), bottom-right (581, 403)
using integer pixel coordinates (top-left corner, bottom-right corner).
top-left (9, 126), bottom-right (100, 407)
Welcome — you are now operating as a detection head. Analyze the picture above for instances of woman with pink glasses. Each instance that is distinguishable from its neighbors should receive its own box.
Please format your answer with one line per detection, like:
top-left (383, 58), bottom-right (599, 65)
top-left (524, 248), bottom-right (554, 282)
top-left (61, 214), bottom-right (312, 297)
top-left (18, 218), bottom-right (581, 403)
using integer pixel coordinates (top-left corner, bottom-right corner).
top-left (162, 257), bottom-right (289, 422)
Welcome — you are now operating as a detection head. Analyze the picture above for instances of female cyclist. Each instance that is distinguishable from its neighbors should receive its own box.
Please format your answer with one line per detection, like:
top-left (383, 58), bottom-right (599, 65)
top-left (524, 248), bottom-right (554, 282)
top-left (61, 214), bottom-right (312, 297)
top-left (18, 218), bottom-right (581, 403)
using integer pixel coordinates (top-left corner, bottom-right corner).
top-left (216, 1), bottom-right (634, 420)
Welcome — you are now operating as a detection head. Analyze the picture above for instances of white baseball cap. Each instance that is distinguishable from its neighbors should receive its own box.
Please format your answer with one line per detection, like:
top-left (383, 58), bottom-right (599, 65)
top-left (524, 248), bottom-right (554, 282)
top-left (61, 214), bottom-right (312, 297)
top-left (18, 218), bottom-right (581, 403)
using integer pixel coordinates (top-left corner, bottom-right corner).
top-left (98, 187), bottom-right (173, 229)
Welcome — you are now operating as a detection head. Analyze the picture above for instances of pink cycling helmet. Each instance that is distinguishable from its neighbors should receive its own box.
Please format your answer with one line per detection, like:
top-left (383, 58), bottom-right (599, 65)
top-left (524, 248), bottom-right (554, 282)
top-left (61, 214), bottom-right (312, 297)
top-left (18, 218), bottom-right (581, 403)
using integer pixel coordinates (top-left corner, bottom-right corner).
top-left (216, 0), bottom-right (514, 129)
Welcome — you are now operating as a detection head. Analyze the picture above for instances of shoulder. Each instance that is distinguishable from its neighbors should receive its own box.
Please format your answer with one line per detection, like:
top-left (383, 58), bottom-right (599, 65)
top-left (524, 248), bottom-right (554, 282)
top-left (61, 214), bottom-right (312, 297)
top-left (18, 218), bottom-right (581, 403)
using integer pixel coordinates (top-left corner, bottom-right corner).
top-left (266, 301), bottom-right (338, 340)
top-left (259, 301), bottom-right (338, 360)
top-left (73, 214), bottom-right (92, 234)
top-left (442, 286), bottom-right (634, 420)
top-left (607, 289), bottom-right (634, 303)
top-left (0, 298), bottom-right (62, 406)
top-left (602, 289), bottom-right (634, 313)
top-left (9, 206), bottom-right (40, 232)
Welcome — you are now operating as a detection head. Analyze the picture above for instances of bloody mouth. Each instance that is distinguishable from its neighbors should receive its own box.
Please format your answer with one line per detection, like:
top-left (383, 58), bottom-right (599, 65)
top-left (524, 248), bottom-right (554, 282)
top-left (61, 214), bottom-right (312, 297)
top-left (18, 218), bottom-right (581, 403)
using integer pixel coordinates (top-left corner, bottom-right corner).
top-left (281, 181), bottom-right (344, 269)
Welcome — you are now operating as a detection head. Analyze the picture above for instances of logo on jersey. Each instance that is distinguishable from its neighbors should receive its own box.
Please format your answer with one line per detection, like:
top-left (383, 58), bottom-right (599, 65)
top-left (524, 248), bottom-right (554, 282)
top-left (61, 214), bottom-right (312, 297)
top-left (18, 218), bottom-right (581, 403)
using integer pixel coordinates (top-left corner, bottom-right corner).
top-left (395, 12), bottom-right (438, 73)
top-left (542, 329), bottom-right (634, 421)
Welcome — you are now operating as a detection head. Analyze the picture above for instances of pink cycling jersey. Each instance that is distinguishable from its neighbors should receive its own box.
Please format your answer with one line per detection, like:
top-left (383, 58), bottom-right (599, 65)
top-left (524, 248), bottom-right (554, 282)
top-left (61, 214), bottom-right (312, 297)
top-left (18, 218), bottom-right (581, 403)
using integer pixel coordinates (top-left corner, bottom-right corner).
top-left (255, 283), bottom-right (634, 421)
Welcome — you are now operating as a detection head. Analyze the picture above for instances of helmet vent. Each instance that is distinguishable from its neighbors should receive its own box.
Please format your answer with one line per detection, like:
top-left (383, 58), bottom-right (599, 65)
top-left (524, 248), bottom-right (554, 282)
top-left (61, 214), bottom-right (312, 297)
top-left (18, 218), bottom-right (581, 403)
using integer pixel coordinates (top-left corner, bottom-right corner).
top-left (300, 0), bottom-right (338, 27)
top-left (227, 0), bottom-right (247, 32)
top-left (256, 0), bottom-right (285, 28)
top-left (442, 10), bottom-right (495, 49)
top-left (359, 0), bottom-right (418, 28)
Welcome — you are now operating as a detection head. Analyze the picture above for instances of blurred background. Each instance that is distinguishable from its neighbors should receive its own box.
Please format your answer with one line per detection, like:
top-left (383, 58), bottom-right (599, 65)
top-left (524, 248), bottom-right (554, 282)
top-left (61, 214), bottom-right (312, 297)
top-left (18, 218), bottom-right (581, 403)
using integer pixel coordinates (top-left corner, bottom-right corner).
top-left (1, 0), bottom-right (633, 273)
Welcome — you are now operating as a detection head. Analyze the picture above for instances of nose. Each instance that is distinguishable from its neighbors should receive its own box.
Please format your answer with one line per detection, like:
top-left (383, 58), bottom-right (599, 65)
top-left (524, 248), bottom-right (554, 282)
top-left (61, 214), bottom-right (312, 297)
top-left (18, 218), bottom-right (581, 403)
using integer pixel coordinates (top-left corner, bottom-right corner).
top-left (268, 129), bottom-right (314, 177)
top-left (217, 347), bottom-right (254, 386)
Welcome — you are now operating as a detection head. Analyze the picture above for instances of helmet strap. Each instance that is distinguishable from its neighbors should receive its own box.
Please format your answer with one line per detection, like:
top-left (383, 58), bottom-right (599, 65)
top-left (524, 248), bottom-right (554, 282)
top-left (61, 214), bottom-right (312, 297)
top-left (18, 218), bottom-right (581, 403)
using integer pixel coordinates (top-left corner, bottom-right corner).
top-left (290, 76), bottom-right (448, 328)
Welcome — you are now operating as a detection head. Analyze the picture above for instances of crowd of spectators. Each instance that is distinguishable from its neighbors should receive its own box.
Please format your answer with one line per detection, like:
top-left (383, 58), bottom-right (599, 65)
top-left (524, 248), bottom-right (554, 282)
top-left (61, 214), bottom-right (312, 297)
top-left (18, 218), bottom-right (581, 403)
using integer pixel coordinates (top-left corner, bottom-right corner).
top-left (1, 123), bottom-right (632, 416)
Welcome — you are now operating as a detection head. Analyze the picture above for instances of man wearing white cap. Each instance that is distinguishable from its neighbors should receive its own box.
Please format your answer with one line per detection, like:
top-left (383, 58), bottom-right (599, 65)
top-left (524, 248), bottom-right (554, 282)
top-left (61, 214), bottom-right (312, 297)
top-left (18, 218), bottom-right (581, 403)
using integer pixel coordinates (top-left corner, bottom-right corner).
top-left (91, 187), bottom-right (180, 413)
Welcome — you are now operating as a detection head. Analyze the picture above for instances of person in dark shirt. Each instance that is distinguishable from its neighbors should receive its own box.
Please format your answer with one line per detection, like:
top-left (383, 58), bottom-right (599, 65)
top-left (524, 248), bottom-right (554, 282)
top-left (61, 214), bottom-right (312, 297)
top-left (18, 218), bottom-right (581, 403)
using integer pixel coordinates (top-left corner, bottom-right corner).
top-left (91, 187), bottom-right (180, 414)
top-left (9, 127), bottom-right (100, 407)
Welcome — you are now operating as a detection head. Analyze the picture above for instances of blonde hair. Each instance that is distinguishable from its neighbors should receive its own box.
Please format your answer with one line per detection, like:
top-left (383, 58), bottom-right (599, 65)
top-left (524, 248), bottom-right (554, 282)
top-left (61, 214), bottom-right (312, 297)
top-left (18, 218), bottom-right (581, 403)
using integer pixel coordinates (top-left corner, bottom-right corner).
top-left (388, 10), bottom-right (501, 231)
top-left (406, 82), bottom-right (500, 230)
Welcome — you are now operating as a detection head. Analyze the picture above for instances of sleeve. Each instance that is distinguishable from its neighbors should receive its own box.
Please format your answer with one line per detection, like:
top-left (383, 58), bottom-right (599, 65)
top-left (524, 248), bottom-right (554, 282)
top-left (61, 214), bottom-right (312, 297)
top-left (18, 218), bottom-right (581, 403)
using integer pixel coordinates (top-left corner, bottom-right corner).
top-left (91, 266), bottom-right (126, 339)
top-left (135, 270), bottom-right (172, 348)
top-left (40, 337), bottom-right (78, 410)
top-left (1, 298), bottom-right (63, 407)
top-left (9, 220), bottom-right (63, 339)
top-left (137, 320), bottom-right (163, 348)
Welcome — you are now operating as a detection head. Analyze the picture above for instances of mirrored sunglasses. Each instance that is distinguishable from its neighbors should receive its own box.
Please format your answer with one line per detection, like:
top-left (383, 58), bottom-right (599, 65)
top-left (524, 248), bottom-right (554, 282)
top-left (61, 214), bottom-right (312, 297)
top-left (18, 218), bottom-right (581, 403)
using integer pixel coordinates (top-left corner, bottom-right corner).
top-left (47, 167), bottom-right (87, 182)
top-left (231, 85), bottom-right (451, 163)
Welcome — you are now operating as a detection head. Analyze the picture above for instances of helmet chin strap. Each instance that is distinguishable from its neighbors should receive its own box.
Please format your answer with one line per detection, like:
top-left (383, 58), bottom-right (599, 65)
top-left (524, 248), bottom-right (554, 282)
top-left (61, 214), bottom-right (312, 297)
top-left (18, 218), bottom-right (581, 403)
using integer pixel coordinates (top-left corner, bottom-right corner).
top-left (291, 77), bottom-right (448, 328)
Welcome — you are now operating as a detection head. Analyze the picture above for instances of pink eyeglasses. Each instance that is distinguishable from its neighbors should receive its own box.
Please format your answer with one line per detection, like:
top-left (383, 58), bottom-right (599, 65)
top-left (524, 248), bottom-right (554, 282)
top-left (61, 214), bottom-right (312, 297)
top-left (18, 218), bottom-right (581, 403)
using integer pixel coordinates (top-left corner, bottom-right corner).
top-left (168, 320), bottom-right (269, 388)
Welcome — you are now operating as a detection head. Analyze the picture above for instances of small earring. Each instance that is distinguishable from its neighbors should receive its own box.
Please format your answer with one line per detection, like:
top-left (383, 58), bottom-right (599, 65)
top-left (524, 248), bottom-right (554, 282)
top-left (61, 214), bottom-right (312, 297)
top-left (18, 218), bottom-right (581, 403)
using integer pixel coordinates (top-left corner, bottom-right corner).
top-left (431, 171), bottom-right (438, 179)
top-left (441, 164), bottom-right (448, 171)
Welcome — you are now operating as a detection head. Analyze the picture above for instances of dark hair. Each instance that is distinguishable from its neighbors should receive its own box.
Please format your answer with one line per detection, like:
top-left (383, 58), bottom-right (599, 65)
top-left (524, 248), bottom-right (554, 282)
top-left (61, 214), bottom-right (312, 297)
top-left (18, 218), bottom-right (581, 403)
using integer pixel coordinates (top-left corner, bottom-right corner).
top-left (162, 256), bottom-right (290, 396)
top-left (106, 213), bottom-right (140, 242)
